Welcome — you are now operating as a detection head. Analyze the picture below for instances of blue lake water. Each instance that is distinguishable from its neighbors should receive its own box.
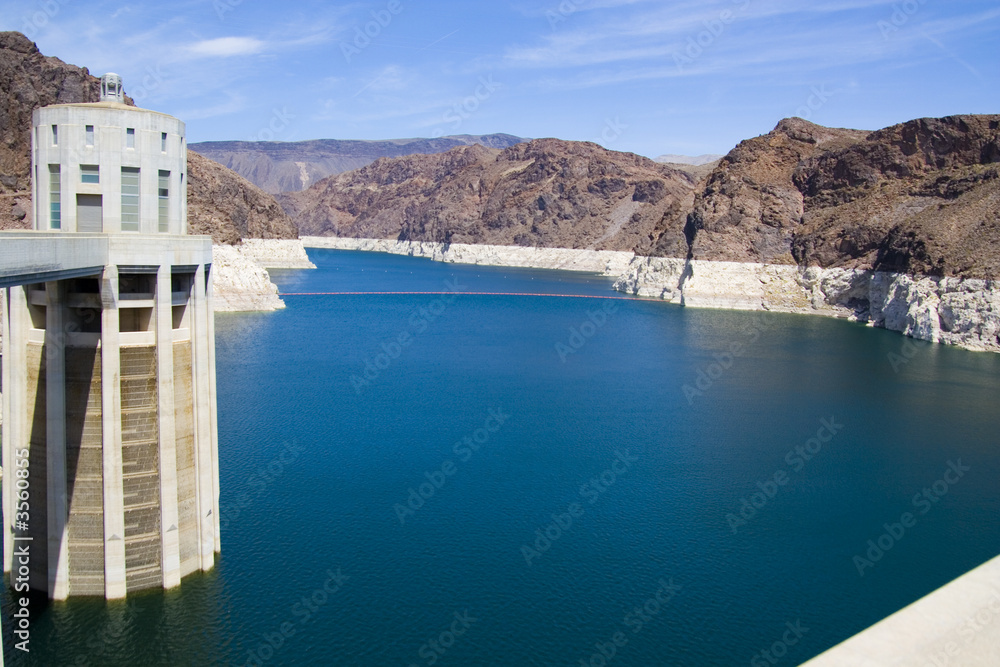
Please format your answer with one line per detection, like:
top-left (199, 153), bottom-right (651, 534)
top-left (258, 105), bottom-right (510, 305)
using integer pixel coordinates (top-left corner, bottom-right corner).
top-left (5, 248), bottom-right (1000, 665)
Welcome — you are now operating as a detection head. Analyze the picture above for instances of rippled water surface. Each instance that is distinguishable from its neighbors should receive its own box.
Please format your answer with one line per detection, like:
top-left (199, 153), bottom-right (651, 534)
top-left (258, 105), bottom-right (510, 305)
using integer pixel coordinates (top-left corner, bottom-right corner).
top-left (5, 248), bottom-right (1000, 665)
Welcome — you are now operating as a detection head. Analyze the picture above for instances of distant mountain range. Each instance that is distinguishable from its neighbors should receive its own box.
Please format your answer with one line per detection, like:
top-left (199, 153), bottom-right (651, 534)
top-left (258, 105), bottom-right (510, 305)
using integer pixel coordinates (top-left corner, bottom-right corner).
top-left (189, 134), bottom-right (527, 194)
top-left (654, 153), bottom-right (724, 166)
top-left (281, 115), bottom-right (1000, 279)
top-left (279, 140), bottom-right (695, 254)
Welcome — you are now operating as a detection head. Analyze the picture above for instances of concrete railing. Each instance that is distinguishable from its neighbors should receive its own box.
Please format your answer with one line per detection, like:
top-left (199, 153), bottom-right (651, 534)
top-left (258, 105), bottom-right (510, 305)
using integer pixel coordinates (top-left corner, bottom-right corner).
top-left (803, 554), bottom-right (1000, 666)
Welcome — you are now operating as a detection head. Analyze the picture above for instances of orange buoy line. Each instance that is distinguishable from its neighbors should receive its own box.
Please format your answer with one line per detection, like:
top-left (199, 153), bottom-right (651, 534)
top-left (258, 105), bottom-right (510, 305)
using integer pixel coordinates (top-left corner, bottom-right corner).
top-left (277, 291), bottom-right (664, 301)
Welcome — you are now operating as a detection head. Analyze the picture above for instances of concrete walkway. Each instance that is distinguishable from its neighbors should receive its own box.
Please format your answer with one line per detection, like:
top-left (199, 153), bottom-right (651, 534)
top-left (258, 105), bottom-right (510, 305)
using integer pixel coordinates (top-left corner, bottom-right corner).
top-left (802, 554), bottom-right (1000, 666)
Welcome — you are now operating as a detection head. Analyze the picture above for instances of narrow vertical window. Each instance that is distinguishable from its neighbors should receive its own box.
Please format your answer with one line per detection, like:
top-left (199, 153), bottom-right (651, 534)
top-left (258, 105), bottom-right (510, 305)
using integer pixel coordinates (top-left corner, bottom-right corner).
top-left (81, 164), bottom-right (99, 184)
top-left (85, 125), bottom-right (95, 146)
top-left (126, 127), bottom-right (135, 149)
top-left (48, 164), bottom-right (61, 229)
top-left (161, 132), bottom-right (167, 152)
top-left (52, 124), bottom-right (58, 146)
top-left (158, 170), bottom-right (170, 232)
top-left (121, 167), bottom-right (140, 232)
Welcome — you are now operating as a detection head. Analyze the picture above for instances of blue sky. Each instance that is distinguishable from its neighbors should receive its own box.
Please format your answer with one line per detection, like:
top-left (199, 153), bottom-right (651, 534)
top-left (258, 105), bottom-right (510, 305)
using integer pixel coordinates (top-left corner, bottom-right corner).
top-left (4, 0), bottom-right (999, 158)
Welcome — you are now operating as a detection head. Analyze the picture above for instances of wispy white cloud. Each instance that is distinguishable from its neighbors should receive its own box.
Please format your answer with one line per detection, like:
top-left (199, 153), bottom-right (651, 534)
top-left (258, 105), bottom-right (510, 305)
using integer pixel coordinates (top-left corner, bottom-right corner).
top-left (185, 36), bottom-right (265, 58)
top-left (494, 0), bottom-right (999, 93)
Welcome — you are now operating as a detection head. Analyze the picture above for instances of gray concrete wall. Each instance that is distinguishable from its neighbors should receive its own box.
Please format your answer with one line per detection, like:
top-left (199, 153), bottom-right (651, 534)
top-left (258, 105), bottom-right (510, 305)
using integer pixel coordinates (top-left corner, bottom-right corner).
top-left (803, 554), bottom-right (1000, 666)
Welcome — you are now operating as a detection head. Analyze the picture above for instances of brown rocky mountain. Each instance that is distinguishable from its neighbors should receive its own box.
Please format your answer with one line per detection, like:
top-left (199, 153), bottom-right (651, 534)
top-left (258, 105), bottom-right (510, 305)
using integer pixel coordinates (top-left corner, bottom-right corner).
top-left (682, 118), bottom-right (871, 264)
top-left (0, 31), bottom-right (296, 244)
top-left (683, 115), bottom-right (1000, 278)
top-left (280, 139), bottom-right (698, 255)
top-left (186, 151), bottom-right (297, 244)
top-left (285, 115), bottom-right (1000, 279)
top-left (790, 115), bottom-right (1000, 278)
top-left (189, 134), bottom-right (527, 194)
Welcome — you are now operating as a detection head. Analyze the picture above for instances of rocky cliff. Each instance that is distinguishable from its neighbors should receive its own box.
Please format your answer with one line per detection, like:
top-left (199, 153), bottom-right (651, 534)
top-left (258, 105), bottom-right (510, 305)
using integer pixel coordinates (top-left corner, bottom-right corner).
top-left (281, 139), bottom-right (698, 255)
top-left (683, 116), bottom-right (1000, 279)
top-left (186, 151), bottom-right (298, 244)
top-left (190, 134), bottom-right (527, 194)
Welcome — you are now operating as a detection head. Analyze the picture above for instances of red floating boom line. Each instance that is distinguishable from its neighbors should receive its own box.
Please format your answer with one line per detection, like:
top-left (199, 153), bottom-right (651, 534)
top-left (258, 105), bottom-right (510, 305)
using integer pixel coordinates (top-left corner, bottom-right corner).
top-left (277, 291), bottom-right (664, 301)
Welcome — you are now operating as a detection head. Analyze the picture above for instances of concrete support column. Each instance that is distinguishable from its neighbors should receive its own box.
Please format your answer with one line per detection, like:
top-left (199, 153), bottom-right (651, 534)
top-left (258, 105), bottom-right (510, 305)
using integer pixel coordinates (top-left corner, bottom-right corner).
top-left (45, 281), bottom-right (70, 600)
top-left (155, 265), bottom-right (181, 589)
top-left (100, 265), bottom-right (126, 599)
top-left (191, 264), bottom-right (215, 567)
top-left (3, 288), bottom-right (29, 575)
top-left (206, 265), bottom-right (220, 550)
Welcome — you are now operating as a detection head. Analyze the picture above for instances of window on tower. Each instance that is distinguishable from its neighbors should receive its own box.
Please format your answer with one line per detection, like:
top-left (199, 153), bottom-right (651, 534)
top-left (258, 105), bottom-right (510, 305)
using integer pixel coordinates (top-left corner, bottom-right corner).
top-left (121, 168), bottom-right (140, 232)
top-left (49, 165), bottom-right (61, 229)
top-left (81, 165), bottom-right (99, 184)
top-left (158, 170), bottom-right (170, 232)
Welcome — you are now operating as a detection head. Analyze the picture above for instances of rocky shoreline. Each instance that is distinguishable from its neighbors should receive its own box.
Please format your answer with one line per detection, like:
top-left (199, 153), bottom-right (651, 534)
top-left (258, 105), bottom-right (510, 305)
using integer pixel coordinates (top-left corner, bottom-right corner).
top-left (301, 236), bottom-right (634, 275)
top-left (301, 237), bottom-right (1000, 353)
top-left (237, 238), bottom-right (317, 269)
top-left (615, 256), bottom-right (1000, 353)
top-left (212, 239), bottom-right (315, 312)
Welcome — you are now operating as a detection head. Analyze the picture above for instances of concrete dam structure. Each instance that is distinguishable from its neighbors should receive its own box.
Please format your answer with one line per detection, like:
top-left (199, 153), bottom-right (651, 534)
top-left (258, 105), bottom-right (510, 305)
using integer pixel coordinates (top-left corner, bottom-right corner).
top-left (0, 74), bottom-right (219, 600)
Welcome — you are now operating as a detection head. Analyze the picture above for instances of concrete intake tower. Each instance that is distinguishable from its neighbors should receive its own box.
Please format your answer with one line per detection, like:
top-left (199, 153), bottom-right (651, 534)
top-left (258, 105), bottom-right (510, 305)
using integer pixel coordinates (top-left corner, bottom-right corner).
top-left (0, 74), bottom-right (220, 599)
